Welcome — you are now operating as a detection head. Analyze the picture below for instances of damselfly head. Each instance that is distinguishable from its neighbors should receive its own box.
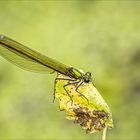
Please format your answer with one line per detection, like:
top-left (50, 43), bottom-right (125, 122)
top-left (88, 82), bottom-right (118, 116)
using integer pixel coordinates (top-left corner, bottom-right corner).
top-left (83, 72), bottom-right (92, 83)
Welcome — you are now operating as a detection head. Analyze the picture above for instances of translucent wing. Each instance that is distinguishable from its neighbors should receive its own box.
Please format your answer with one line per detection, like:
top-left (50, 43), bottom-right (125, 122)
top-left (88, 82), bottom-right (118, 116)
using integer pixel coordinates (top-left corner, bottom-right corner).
top-left (0, 35), bottom-right (55, 73)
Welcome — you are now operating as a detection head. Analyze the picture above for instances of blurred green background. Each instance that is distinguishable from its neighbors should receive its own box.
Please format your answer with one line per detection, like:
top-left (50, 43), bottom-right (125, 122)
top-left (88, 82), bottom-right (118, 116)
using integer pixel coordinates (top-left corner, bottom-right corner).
top-left (0, 1), bottom-right (140, 139)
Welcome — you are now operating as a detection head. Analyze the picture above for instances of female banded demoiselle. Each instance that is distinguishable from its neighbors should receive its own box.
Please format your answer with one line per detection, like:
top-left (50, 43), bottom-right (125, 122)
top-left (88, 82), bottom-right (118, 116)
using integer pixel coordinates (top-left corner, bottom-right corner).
top-left (0, 35), bottom-right (113, 134)
top-left (0, 35), bottom-right (91, 102)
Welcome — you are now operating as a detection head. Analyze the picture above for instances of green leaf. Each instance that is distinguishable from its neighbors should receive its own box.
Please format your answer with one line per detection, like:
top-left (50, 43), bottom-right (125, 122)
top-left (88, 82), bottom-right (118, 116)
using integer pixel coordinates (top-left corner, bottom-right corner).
top-left (55, 73), bottom-right (113, 134)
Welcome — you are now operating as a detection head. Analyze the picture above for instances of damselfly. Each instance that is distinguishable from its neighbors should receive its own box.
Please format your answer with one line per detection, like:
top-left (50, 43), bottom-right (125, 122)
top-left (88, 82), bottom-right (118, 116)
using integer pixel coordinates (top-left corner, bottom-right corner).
top-left (0, 35), bottom-right (113, 134)
top-left (0, 35), bottom-right (92, 102)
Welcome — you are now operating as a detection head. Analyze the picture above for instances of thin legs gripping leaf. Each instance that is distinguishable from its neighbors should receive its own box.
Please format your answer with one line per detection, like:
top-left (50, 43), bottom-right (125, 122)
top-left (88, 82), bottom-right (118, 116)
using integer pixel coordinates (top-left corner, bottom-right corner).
top-left (53, 77), bottom-right (89, 104)
top-left (53, 77), bottom-right (76, 102)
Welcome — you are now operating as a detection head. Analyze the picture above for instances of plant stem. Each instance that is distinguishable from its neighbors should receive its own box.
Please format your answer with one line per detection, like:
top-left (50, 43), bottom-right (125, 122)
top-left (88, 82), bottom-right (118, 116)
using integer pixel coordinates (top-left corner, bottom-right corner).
top-left (102, 126), bottom-right (107, 140)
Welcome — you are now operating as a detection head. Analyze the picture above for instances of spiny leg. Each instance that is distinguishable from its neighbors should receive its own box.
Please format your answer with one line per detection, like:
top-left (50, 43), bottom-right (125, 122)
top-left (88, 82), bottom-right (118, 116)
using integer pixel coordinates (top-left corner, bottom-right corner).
top-left (63, 80), bottom-right (81, 104)
top-left (75, 81), bottom-right (89, 104)
top-left (53, 77), bottom-right (76, 103)
top-left (54, 76), bottom-right (89, 104)
top-left (63, 80), bottom-right (89, 104)
top-left (63, 83), bottom-right (75, 104)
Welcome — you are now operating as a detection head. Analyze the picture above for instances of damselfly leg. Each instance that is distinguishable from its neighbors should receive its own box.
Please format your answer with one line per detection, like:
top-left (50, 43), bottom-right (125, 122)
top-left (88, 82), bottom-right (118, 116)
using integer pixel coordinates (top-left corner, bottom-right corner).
top-left (53, 77), bottom-right (76, 103)
top-left (63, 80), bottom-right (89, 104)
top-left (53, 75), bottom-right (89, 104)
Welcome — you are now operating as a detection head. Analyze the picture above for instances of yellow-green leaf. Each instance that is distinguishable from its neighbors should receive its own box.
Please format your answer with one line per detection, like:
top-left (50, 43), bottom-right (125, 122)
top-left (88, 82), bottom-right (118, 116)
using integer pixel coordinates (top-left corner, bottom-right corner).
top-left (55, 73), bottom-right (113, 133)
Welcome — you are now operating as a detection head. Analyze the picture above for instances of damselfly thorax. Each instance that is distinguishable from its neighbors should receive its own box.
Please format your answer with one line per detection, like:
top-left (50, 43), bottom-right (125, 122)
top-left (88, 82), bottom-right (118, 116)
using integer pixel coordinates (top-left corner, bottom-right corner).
top-left (66, 67), bottom-right (92, 83)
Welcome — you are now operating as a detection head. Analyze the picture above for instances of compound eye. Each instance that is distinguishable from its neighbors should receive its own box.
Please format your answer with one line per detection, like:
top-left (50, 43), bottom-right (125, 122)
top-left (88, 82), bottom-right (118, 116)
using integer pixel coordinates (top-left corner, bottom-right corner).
top-left (85, 77), bottom-right (90, 83)
top-left (88, 72), bottom-right (91, 76)
top-left (85, 79), bottom-right (90, 83)
top-left (84, 72), bottom-right (92, 83)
